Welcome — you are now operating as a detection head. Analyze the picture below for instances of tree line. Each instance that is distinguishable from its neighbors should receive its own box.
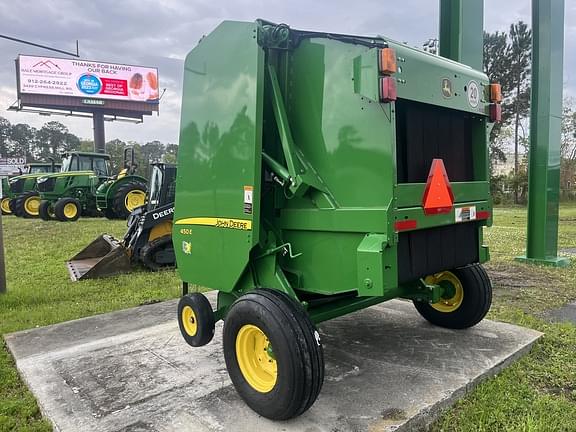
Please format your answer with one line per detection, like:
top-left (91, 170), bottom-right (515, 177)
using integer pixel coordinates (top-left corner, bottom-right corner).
top-left (0, 117), bottom-right (177, 177)
top-left (484, 21), bottom-right (576, 202)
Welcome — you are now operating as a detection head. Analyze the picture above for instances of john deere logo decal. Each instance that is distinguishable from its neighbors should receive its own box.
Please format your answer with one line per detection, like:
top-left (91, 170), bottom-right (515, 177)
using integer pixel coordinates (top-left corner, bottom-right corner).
top-left (441, 78), bottom-right (452, 98)
top-left (182, 241), bottom-right (192, 255)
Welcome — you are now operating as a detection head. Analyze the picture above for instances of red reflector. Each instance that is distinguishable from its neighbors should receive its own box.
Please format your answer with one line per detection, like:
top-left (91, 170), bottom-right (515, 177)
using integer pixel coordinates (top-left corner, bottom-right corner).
top-left (380, 76), bottom-right (397, 102)
top-left (422, 159), bottom-right (454, 215)
top-left (477, 210), bottom-right (491, 220)
top-left (490, 103), bottom-right (502, 123)
top-left (395, 219), bottom-right (417, 231)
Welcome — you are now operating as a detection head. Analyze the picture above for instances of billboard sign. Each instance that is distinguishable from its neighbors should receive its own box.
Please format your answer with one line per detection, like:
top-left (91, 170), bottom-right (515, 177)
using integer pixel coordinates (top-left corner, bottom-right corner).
top-left (17, 55), bottom-right (159, 104)
top-left (0, 157), bottom-right (26, 176)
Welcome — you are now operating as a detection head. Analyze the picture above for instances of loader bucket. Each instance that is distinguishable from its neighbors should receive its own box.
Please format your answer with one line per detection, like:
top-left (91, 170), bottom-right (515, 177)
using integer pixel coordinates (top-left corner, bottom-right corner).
top-left (66, 234), bottom-right (131, 281)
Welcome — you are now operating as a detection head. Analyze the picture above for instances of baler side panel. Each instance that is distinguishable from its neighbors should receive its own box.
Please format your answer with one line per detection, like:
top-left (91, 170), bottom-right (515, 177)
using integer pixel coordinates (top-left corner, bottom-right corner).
top-left (270, 38), bottom-right (397, 297)
top-left (285, 39), bottom-right (396, 209)
top-left (173, 21), bottom-right (265, 292)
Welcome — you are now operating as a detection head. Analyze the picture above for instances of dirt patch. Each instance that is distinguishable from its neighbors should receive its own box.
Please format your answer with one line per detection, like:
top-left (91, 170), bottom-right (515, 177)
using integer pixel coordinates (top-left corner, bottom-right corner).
top-left (484, 262), bottom-right (559, 289)
top-left (380, 407), bottom-right (407, 421)
top-left (545, 385), bottom-right (576, 402)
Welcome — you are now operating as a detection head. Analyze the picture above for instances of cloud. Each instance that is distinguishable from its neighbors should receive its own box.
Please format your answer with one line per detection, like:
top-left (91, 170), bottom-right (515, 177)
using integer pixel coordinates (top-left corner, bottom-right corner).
top-left (0, 0), bottom-right (574, 146)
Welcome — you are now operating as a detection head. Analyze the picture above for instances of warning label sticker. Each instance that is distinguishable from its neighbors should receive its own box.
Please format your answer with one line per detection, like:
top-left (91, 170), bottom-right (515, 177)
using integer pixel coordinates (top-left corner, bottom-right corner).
top-left (455, 206), bottom-right (477, 223)
top-left (243, 186), bottom-right (253, 215)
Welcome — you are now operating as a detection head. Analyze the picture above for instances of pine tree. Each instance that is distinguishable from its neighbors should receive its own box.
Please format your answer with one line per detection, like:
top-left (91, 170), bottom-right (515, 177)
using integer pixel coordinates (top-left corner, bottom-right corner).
top-left (483, 21), bottom-right (532, 203)
top-left (508, 22), bottom-right (532, 204)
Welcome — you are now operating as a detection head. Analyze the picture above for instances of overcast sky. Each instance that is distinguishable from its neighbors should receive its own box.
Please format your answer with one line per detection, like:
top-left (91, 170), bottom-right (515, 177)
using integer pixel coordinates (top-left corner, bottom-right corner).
top-left (0, 0), bottom-right (574, 145)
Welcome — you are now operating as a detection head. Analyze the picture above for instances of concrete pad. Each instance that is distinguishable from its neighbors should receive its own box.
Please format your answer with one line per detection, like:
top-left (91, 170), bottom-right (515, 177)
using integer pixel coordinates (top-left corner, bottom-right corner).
top-left (5, 293), bottom-right (541, 432)
top-left (559, 247), bottom-right (576, 256)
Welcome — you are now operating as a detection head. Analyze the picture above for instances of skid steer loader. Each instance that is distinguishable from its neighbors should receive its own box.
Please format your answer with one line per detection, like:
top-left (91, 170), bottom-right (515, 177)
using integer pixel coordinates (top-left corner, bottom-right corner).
top-left (66, 163), bottom-right (177, 281)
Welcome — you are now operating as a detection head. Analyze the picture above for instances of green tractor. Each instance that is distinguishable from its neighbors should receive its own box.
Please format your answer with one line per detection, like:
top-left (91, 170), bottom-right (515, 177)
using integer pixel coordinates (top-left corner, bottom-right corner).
top-left (94, 147), bottom-right (148, 219)
top-left (37, 148), bottom-right (147, 222)
top-left (2, 161), bottom-right (61, 216)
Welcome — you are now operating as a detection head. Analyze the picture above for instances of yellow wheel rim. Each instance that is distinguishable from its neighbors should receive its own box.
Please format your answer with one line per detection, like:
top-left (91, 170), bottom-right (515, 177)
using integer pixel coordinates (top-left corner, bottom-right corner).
top-left (24, 196), bottom-right (40, 216)
top-left (63, 203), bottom-right (78, 219)
top-left (181, 305), bottom-right (198, 336)
top-left (426, 271), bottom-right (464, 313)
top-left (235, 324), bottom-right (277, 393)
top-left (125, 190), bottom-right (146, 212)
top-left (1, 198), bottom-right (11, 214)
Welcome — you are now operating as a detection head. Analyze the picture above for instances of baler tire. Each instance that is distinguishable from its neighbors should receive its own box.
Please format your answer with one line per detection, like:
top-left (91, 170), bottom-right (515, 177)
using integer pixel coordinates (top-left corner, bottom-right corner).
top-left (140, 235), bottom-right (175, 271)
top-left (54, 198), bottom-right (81, 222)
top-left (177, 293), bottom-right (215, 347)
top-left (413, 264), bottom-right (492, 329)
top-left (223, 289), bottom-right (324, 420)
top-left (112, 182), bottom-right (147, 219)
top-left (38, 200), bottom-right (56, 221)
top-left (20, 191), bottom-right (41, 218)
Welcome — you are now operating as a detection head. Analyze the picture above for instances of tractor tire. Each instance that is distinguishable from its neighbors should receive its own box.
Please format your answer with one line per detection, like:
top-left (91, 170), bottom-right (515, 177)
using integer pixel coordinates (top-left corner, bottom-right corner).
top-left (54, 198), bottom-right (81, 222)
top-left (140, 235), bottom-right (175, 271)
top-left (12, 197), bottom-right (23, 217)
top-left (112, 182), bottom-right (147, 219)
top-left (413, 264), bottom-right (492, 329)
top-left (1, 198), bottom-right (12, 215)
top-left (104, 208), bottom-right (118, 220)
top-left (177, 293), bottom-right (215, 347)
top-left (19, 191), bottom-right (41, 218)
top-left (8, 198), bottom-right (17, 215)
top-left (223, 289), bottom-right (324, 420)
top-left (38, 200), bottom-right (56, 221)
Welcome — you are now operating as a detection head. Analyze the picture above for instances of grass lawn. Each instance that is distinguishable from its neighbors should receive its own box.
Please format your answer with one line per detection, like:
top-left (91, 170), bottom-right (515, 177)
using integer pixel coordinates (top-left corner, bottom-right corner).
top-left (0, 206), bottom-right (575, 431)
top-left (0, 217), bottom-right (181, 431)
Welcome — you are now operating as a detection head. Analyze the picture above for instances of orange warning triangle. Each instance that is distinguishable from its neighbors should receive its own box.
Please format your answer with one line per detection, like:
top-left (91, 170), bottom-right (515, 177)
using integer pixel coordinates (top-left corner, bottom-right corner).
top-left (422, 159), bottom-right (454, 215)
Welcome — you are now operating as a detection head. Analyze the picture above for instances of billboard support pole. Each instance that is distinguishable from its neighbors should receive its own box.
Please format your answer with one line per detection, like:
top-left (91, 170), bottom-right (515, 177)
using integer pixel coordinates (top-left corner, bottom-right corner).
top-left (93, 112), bottom-right (106, 154)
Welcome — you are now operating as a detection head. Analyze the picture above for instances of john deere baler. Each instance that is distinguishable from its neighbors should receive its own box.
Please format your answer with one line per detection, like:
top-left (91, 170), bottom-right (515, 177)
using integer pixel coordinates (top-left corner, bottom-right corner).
top-left (173, 20), bottom-right (500, 420)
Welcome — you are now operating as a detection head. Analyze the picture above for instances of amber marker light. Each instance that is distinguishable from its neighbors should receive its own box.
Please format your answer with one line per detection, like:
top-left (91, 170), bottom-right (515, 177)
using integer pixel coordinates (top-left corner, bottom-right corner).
top-left (379, 48), bottom-right (397, 75)
top-left (489, 83), bottom-right (502, 103)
